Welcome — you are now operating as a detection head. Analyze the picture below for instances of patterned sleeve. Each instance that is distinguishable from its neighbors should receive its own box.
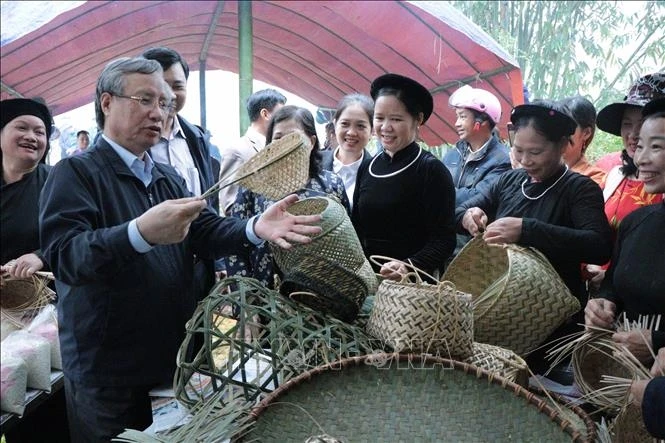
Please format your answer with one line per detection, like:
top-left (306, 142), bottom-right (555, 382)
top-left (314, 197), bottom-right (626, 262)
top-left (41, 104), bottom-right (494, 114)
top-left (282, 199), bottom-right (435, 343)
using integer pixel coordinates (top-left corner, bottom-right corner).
top-left (224, 187), bottom-right (256, 280)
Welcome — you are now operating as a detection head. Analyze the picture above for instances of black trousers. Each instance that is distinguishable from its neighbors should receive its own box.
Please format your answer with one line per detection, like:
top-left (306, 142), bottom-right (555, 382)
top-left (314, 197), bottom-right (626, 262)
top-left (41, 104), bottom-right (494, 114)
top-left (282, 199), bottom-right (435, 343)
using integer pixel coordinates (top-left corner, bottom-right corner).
top-left (64, 377), bottom-right (154, 443)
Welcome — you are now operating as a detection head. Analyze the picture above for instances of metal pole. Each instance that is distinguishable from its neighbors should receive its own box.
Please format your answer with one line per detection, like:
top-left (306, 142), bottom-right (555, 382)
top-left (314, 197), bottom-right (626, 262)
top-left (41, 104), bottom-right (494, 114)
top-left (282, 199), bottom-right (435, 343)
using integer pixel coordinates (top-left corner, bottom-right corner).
top-left (238, 0), bottom-right (253, 135)
top-left (199, 58), bottom-right (207, 131)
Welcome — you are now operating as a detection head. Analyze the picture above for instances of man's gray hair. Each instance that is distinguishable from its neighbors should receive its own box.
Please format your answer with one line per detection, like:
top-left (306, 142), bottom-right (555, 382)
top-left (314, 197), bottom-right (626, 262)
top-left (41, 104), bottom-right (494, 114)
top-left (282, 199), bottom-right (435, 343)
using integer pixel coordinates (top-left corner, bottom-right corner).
top-left (95, 57), bottom-right (163, 130)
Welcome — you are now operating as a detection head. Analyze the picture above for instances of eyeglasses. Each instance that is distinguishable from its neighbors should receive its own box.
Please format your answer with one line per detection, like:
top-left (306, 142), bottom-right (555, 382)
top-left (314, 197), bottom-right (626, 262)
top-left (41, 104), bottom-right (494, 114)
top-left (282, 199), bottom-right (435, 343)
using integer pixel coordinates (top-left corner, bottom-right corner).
top-left (112, 94), bottom-right (175, 113)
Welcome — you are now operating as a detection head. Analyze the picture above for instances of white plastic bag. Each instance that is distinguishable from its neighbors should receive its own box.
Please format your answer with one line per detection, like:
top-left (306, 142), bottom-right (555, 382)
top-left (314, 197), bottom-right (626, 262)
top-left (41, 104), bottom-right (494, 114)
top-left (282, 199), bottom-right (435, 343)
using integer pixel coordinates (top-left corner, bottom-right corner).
top-left (0, 356), bottom-right (28, 415)
top-left (2, 330), bottom-right (51, 391)
top-left (28, 304), bottom-right (61, 369)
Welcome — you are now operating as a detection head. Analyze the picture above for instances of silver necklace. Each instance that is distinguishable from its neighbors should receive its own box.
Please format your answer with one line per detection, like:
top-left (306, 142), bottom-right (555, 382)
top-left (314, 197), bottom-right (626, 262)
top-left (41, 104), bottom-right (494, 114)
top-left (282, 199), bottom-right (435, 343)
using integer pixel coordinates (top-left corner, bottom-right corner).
top-left (521, 165), bottom-right (569, 200)
top-left (368, 146), bottom-right (422, 178)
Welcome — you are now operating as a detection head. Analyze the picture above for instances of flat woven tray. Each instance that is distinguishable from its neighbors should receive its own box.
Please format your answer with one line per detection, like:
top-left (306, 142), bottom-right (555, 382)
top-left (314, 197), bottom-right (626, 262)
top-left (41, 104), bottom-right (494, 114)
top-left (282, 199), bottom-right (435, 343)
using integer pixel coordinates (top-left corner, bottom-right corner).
top-left (241, 354), bottom-right (595, 442)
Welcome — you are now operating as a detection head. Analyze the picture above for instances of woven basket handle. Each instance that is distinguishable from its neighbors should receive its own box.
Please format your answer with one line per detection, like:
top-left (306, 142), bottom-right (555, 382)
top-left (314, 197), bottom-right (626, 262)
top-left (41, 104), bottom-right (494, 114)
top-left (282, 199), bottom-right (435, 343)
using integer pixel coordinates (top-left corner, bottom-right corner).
top-left (369, 255), bottom-right (438, 285)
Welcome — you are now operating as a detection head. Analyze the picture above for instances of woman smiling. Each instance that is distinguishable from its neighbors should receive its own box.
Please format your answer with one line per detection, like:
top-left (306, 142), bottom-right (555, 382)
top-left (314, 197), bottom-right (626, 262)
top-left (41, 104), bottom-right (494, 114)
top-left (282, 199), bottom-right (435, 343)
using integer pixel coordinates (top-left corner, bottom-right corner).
top-left (1, 98), bottom-right (53, 278)
top-left (457, 100), bottom-right (612, 373)
top-left (352, 74), bottom-right (456, 281)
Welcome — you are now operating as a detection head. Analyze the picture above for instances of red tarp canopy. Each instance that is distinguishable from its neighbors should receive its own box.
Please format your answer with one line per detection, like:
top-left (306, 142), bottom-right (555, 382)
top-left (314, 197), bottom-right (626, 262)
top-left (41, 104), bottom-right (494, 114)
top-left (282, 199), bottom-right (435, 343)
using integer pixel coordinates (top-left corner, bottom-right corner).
top-left (1, 1), bottom-right (523, 145)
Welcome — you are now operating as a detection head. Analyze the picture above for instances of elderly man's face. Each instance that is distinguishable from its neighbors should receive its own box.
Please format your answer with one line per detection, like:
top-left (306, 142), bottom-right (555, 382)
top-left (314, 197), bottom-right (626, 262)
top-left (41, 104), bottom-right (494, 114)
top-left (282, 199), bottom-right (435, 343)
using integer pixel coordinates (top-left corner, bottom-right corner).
top-left (101, 72), bottom-right (169, 156)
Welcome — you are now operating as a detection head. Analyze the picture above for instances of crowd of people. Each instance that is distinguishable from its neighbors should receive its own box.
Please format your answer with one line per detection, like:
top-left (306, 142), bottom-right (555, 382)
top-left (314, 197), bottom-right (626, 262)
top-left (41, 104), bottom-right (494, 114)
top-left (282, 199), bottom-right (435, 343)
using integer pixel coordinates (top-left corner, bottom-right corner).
top-left (1, 43), bottom-right (663, 440)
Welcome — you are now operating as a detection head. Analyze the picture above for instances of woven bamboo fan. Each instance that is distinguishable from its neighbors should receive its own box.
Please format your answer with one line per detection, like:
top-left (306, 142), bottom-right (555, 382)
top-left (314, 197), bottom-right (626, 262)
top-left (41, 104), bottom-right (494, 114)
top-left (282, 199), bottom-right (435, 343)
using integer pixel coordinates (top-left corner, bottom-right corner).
top-left (272, 197), bottom-right (378, 320)
top-left (443, 236), bottom-right (580, 356)
top-left (1, 272), bottom-right (56, 327)
top-left (366, 268), bottom-right (474, 359)
top-left (201, 131), bottom-right (312, 201)
top-left (239, 354), bottom-right (595, 442)
top-left (174, 277), bottom-right (383, 409)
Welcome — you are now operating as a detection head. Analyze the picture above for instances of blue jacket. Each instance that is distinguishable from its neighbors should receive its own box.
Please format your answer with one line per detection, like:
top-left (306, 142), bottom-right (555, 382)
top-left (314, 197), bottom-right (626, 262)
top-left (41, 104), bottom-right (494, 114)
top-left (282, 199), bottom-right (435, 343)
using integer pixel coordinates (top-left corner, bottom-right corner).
top-left (443, 136), bottom-right (511, 207)
top-left (643, 377), bottom-right (665, 439)
top-left (40, 140), bottom-right (251, 386)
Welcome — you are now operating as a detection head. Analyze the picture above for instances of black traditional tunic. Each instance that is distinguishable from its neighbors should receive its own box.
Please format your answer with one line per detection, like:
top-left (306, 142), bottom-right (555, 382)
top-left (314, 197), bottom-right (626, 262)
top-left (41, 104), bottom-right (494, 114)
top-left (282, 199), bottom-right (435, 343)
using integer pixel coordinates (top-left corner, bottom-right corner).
top-left (456, 165), bottom-right (612, 373)
top-left (456, 165), bottom-right (612, 301)
top-left (598, 202), bottom-right (665, 351)
top-left (1, 163), bottom-right (51, 266)
top-left (352, 142), bottom-right (456, 276)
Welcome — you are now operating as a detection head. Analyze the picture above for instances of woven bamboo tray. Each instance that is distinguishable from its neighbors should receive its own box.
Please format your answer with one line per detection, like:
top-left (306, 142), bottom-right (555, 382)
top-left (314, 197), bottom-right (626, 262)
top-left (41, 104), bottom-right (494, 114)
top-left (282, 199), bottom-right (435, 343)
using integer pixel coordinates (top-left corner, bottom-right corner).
top-left (443, 236), bottom-right (580, 356)
top-left (239, 354), bottom-right (595, 442)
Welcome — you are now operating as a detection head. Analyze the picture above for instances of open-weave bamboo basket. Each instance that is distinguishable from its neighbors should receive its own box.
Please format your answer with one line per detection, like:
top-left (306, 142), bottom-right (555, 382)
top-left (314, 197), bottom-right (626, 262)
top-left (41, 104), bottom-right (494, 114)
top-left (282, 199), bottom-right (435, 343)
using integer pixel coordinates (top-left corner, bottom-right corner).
top-left (443, 236), bottom-right (580, 356)
top-left (239, 354), bottom-right (595, 442)
top-left (464, 341), bottom-right (528, 385)
top-left (366, 275), bottom-right (474, 359)
top-left (572, 331), bottom-right (633, 411)
top-left (174, 277), bottom-right (385, 409)
top-left (1, 273), bottom-right (56, 327)
top-left (272, 197), bottom-right (378, 320)
top-left (201, 131), bottom-right (311, 201)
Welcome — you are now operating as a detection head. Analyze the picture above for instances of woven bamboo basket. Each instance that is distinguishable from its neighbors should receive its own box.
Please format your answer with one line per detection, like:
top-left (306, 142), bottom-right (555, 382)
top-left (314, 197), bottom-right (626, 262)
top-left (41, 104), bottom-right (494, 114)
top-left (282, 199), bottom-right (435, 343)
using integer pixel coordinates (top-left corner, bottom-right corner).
top-left (174, 277), bottom-right (384, 409)
top-left (272, 197), bottom-right (378, 320)
top-left (238, 354), bottom-right (595, 442)
top-left (442, 236), bottom-right (580, 356)
top-left (464, 341), bottom-right (528, 385)
top-left (366, 274), bottom-right (474, 359)
top-left (1, 272), bottom-right (56, 327)
top-left (571, 331), bottom-right (633, 411)
top-left (201, 131), bottom-right (312, 201)
top-left (280, 253), bottom-right (368, 322)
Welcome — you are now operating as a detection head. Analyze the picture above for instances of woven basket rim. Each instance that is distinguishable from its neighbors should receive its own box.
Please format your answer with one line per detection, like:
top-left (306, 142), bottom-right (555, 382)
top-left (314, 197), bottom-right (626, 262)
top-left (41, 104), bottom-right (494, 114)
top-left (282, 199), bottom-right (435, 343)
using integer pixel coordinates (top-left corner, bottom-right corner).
top-left (250, 353), bottom-right (594, 442)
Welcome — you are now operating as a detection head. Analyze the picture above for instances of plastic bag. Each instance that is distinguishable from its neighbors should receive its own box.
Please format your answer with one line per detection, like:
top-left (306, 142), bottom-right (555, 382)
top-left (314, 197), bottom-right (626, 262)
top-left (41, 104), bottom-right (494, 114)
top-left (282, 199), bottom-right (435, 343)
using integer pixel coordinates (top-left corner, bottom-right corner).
top-left (28, 304), bottom-right (61, 369)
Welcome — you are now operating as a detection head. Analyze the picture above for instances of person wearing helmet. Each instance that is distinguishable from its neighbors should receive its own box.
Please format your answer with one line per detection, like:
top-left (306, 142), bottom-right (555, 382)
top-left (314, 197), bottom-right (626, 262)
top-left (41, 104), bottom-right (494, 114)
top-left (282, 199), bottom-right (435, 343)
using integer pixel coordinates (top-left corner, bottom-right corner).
top-left (443, 85), bottom-right (511, 255)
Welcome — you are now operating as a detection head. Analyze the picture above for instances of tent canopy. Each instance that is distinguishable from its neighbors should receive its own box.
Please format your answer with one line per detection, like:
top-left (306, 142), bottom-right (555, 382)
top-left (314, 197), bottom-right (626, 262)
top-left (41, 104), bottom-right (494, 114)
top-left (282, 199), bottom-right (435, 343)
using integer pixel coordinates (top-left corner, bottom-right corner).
top-left (1, 1), bottom-right (523, 145)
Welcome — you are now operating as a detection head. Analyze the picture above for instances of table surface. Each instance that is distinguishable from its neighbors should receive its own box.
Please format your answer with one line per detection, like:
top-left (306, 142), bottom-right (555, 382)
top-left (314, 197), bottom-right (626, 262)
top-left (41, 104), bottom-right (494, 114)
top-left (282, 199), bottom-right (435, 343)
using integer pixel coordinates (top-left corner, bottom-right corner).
top-left (0, 370), bottom-right (64, 431)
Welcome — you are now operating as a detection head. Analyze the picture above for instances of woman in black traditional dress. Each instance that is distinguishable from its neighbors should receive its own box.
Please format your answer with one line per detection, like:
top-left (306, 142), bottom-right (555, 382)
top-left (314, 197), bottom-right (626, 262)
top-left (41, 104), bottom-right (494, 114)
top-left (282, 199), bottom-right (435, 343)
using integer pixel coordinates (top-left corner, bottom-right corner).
top-left (1, 98), bottom-right (53, 278)
top-left (457, 100), bottom-right (613, 374)
top-left (352, 74), bottom-right (456, 281)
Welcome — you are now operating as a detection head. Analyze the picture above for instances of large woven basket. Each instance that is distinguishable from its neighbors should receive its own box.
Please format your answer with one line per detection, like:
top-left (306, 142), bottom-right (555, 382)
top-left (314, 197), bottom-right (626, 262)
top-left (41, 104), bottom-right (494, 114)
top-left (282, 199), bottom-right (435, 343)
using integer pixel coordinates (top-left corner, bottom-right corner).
top-left (1, 273), bottom-right (56, 327)
top-left (202, 131), bottom-right (311, 201)
top-left (272, 197), bottom-right (377, 320)
top-left (443, 236), bottom-right (580, 356)
top-left (366, 276), bottom-right (474, 359)
top-left (239, 354), bottom-right (595, 442)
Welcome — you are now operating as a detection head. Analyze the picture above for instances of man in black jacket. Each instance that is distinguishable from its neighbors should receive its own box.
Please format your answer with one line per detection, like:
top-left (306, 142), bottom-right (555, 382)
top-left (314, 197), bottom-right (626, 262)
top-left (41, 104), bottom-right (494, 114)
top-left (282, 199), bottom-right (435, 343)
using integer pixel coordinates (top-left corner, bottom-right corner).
top-left (40, 57), bottom-right (320, 442)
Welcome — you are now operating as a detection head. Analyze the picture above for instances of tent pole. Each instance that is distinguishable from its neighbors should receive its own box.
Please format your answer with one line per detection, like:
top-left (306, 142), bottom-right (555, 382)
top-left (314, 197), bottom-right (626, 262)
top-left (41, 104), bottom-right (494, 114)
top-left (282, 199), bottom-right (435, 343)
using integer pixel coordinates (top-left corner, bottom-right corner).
top-left (199, 1), bottom-right (225, 132)
top-left (199, 59), bottom-right (207, 131)
top-left (238, 0), bottom-right (253, 136)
